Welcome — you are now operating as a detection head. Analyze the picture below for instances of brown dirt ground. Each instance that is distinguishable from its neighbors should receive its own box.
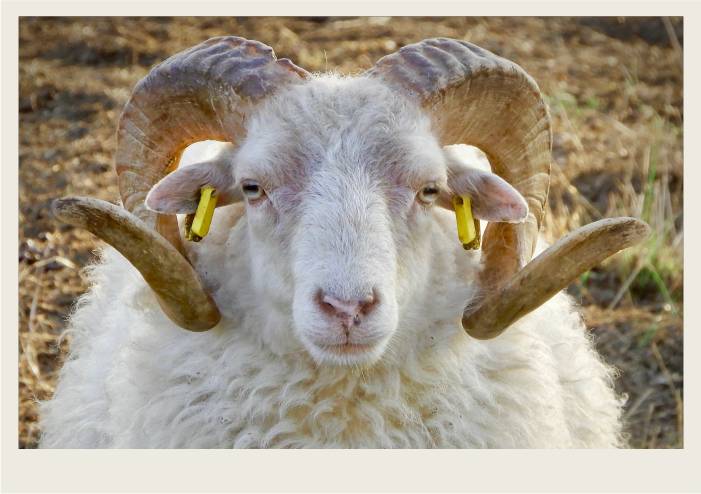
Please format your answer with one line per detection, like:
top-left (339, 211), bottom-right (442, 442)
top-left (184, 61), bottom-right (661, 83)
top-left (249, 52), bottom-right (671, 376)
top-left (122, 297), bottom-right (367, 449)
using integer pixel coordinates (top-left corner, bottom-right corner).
top-left (19, 17), bottom-right (683, 449)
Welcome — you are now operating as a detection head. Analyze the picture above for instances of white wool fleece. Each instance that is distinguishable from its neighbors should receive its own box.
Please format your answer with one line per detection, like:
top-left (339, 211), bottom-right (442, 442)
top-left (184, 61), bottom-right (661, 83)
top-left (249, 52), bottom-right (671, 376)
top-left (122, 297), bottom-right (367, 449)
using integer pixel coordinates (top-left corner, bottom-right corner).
top-left (39, 208), bottom-right (625, 449)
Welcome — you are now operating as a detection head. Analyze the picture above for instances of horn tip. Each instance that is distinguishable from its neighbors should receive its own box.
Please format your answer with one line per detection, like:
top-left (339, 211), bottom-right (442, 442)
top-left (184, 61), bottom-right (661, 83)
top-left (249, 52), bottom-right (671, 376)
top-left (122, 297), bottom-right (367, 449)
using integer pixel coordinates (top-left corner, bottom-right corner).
top-left (616, 217), bottom-right (652, 246)
top-left (461, 317), bottom-right (506, 341)
top-left (51, 196), bottom-right (83, 222)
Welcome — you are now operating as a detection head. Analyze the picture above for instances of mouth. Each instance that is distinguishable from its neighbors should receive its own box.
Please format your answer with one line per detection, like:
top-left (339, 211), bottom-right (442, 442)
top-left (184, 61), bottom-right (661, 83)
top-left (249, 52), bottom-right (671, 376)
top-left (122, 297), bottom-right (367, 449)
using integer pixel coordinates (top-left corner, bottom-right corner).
top-left (316, 342), bottom-right (378, 356)
top-left (306, 337), bottom-right (389, 367)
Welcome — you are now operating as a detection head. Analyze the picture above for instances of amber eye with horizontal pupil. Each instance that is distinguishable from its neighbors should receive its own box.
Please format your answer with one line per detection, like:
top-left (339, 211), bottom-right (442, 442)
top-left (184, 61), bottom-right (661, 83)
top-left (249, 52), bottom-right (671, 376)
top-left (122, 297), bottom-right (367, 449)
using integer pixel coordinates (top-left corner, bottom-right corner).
top-left (417, 182), bottom-right (439, 204)
top-left (242, 181), bottom-right (265, 200)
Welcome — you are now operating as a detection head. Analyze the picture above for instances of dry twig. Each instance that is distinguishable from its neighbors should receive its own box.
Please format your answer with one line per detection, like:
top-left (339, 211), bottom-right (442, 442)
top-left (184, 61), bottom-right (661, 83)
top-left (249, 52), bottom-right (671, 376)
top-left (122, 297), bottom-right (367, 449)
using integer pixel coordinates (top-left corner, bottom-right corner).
top-left (651, 341), bottom-right (683, 447)
top-left (662, 17), bottom-right (683, 67)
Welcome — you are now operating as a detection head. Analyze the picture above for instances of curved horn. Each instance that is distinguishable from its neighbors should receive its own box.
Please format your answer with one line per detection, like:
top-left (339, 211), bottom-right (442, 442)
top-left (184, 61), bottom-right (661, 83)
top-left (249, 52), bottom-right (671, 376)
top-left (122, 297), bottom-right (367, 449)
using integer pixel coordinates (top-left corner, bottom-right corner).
top-left (366, 39), bottom-right (650, 340)
top-left (463, 218), bottom-right (651, 340)
top-left (56, 37), bottom-right (309, 331)
top-left (365, 38), bottom-right (551, 289)
top-left (118, 36), bottom-right (310, 229)
top-left (53, 197), bottom-right (221, 331)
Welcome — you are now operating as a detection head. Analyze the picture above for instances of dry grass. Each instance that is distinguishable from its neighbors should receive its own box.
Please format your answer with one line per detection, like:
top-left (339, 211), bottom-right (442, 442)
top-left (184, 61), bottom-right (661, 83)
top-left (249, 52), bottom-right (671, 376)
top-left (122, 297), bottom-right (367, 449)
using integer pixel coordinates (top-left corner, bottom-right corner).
top-left (18, 16), bottom-right (683, 449)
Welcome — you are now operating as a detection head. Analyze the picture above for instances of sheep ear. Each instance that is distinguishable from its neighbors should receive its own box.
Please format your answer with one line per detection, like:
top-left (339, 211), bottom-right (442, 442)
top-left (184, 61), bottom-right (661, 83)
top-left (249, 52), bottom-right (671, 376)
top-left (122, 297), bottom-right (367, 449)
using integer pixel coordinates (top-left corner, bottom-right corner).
top-left (145, 157), bottom-right (242, 215)
top-left (437, 145), bottom-right (528, 223)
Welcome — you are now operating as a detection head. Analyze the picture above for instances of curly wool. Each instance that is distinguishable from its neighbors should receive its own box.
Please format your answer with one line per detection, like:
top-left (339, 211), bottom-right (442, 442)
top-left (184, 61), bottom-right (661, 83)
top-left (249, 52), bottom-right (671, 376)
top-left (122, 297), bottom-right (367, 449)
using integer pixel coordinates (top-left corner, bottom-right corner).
top-left (39, 209), bottom-right (625, 449)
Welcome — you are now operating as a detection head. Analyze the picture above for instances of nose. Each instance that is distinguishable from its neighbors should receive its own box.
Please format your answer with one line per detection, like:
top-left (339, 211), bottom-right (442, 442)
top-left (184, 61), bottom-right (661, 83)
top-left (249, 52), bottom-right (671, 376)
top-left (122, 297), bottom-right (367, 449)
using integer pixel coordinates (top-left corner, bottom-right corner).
top-left (318, 291), bottom-right (377, 328)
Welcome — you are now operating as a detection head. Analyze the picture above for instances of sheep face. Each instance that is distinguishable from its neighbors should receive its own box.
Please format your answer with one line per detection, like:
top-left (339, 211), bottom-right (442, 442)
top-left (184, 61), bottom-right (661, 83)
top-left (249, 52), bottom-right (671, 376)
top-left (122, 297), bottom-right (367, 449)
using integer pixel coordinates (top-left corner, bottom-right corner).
top-left (234, 78), bottom-right (447, 366)
top-left (147, 76), bottom-right (529, 367)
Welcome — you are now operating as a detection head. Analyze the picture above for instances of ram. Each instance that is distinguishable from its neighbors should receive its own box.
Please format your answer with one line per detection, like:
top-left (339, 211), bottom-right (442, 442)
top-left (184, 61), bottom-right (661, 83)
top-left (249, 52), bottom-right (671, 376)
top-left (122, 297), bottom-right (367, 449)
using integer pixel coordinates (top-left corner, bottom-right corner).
top-left (39, 37), bottom-right (649, 448)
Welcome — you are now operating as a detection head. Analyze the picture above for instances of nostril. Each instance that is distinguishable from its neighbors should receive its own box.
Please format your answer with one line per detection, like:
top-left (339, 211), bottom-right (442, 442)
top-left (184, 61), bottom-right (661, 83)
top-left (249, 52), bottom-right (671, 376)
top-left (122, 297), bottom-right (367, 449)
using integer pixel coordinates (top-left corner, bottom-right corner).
top-left (358, 292), bottom-right (377, 315)
top-left (321, 294), bottom-right (360, 317)
top-left (318, 290), bottom-right (378, 320)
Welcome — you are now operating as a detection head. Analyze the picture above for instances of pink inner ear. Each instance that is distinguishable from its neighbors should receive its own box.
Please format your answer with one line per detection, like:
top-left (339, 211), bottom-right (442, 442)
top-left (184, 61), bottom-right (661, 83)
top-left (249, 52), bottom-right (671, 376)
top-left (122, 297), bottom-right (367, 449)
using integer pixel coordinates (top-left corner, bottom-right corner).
top-left (441, 145), bottom-right (529, 223)
top-left (145, 171), bottom-right (202, 214)
top-left (441, 167), bottom-right (529, 223)
top-left (471, 174), bottom-right (529, 223)
top-left (145, 159), bottom-right (240, 215)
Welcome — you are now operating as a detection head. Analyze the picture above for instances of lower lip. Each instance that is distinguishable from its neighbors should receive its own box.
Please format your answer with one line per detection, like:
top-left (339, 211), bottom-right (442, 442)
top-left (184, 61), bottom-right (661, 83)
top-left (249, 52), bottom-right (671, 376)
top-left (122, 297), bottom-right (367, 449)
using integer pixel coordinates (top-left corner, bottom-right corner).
top-left (317, 343), bottom-right (376, 355)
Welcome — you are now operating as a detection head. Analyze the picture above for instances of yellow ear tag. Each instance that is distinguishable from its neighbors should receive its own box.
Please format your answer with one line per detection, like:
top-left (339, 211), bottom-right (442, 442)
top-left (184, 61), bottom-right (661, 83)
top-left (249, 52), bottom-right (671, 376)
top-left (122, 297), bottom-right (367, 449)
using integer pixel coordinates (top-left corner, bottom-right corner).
top-left (453, 195), bottom-right (481, 250)
top-left (186, 187), bottom-right (217, 242)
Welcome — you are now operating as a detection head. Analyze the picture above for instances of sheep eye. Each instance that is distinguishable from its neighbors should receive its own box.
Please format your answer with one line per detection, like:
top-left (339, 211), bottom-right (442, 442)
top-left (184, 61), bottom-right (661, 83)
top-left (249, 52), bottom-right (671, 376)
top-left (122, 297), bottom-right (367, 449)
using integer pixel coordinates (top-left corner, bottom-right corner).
top-left (242, 181), bottom-right (265, 201)
top-left (417, 182), bottom-right (439, 204)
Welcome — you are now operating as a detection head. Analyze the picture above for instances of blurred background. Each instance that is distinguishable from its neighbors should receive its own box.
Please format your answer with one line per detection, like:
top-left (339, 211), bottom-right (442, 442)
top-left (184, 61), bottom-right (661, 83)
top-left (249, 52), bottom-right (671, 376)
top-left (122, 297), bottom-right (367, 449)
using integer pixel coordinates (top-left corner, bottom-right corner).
top-left (18, 17), bottom-right (683, 448)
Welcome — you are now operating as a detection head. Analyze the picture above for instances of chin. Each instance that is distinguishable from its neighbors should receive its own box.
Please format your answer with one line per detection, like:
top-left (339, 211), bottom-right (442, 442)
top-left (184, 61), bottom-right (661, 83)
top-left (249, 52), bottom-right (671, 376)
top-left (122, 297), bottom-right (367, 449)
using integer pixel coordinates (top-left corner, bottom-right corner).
top-left (304, 336), bottom-right (392, 368)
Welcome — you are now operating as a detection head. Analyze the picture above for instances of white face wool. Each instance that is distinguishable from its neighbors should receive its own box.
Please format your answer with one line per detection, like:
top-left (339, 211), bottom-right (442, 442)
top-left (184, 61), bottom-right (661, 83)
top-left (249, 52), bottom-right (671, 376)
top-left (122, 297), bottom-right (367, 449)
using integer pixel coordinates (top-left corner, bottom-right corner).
top-left (146, 77), bottom-right (527, 367)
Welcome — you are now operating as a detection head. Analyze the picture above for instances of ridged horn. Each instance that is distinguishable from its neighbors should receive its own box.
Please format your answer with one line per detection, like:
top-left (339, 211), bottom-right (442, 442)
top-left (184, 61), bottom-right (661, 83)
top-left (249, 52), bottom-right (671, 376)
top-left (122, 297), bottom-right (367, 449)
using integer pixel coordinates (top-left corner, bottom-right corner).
top-left (366, 38), bottom-right (650, 339)
top-left (365, 38), bottom-right (551, 290)
top-left (117, 36), bottom-right (310, 229)
top-left (57, 37), bottom-right (309, 331)
top-left (462, 218), bottom-right (651, 339)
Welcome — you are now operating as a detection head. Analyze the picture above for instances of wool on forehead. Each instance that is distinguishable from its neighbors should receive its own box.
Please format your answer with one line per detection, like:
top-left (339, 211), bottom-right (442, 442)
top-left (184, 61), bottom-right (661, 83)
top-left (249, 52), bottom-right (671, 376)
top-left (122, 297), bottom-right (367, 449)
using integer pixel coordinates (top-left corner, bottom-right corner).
top-left (236, 75), bottom-right (442, 183)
